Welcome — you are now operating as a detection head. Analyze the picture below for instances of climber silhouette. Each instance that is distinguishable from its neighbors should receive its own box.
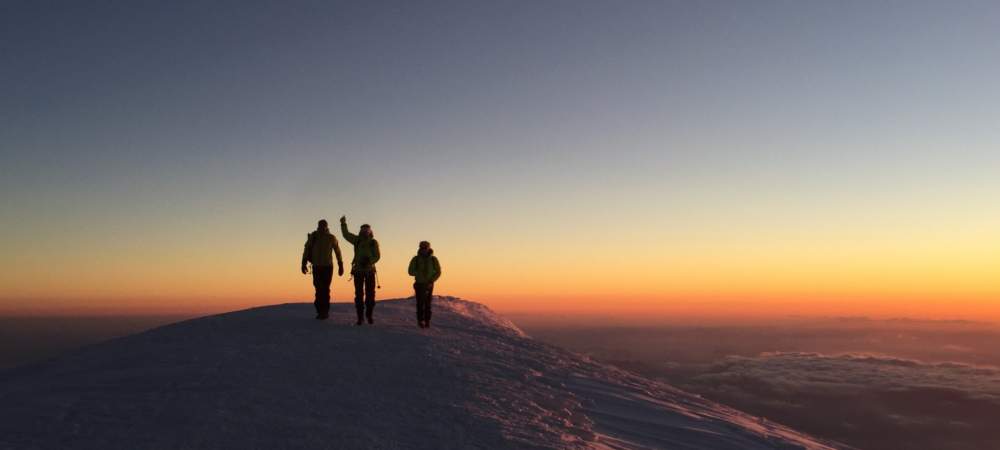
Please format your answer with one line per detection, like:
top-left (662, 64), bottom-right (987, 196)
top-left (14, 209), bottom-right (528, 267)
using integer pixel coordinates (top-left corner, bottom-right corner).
top-left (301, 219), bottom-right (344, 320)
top-left (340, 216), bottom-right (380, 325)
top-left (408, 241), bottom-right (441, 328)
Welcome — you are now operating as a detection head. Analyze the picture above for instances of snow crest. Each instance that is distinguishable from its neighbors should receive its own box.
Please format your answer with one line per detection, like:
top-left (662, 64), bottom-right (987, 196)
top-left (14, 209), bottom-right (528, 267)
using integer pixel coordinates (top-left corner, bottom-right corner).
top-left (0, 297), bottom-right (849, 450)
top-left (434, 296), bottom-right (528, 337)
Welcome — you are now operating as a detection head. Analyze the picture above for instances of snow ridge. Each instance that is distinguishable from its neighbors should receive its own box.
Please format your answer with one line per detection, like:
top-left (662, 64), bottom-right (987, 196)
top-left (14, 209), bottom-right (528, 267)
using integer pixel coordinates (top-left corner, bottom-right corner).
top-left (0, 297), bottom-right (849, 450)
top-left (435, 295), bottom-right (527, 337)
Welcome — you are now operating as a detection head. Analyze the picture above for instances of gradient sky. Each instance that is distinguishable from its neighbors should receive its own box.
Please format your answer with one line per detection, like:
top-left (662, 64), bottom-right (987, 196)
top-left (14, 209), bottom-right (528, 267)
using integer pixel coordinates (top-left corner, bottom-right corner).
top-left (2, 1), bottom-right (998, 318)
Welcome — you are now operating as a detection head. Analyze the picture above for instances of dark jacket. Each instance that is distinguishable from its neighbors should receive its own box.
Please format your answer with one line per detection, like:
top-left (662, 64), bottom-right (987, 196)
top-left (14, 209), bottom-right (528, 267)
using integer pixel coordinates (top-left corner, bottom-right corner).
top-left (302, 230), bottom-right (342, 267)
top-left (408, 249), bottom-right (441, 284)
top-left (341, 222), bottom-right (380, 273)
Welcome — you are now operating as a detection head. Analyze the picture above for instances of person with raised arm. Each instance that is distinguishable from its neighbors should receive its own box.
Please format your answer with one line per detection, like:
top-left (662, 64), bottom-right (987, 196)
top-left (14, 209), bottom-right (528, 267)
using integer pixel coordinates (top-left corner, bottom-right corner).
top-left (340, 216), bottom-right (381, 325)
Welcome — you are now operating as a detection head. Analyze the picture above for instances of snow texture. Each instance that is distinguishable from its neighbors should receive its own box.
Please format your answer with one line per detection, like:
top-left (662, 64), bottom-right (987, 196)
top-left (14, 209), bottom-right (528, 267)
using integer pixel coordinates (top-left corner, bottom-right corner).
top-left (0, 297), bottom-right (849, 450)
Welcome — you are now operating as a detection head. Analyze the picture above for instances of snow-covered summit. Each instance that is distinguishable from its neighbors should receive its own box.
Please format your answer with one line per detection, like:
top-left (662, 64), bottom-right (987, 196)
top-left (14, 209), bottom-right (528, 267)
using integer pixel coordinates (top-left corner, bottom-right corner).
top-left (0, 297), bottom-right (847, 449)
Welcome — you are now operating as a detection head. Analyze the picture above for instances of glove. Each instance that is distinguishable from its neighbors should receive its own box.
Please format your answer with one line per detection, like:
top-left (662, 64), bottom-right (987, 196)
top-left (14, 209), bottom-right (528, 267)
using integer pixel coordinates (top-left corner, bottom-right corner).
top-left (338, 265), bottom-right (345, 277)
top-left (301, 264), bottom-right (308, 275)
top-left (340, 215), bottom-right (346, 224)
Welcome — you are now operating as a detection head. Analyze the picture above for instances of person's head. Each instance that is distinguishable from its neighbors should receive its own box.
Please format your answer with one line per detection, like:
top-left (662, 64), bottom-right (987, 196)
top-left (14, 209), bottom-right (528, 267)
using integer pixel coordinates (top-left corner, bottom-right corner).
top-left (317, 219), bottom-right (329, 231)
top-left (359, 224), bottom-right (373, 238)
top-left (418, 240), bottom-right (432, 255)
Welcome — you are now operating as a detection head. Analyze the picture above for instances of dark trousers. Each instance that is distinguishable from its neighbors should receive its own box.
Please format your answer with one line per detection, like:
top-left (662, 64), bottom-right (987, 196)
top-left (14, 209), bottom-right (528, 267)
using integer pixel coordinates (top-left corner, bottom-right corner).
top-left (353, 270), bottom-right (376, 320)
top-left (312, 266), bottom-right (334, 316)
top-left (414, 282), bottom-right (434, 322)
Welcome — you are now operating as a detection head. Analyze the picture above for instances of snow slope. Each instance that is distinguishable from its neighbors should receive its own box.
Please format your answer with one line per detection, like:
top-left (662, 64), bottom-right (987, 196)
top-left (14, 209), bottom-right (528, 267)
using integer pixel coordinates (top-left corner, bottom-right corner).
top-left (0, 297), bottom-right (849, 450)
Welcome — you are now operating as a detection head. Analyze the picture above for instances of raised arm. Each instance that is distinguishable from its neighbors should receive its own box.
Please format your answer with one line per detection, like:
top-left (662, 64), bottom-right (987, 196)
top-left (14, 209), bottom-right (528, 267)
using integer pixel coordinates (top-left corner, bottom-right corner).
top-left (340, 217), bottom-right (358, 245)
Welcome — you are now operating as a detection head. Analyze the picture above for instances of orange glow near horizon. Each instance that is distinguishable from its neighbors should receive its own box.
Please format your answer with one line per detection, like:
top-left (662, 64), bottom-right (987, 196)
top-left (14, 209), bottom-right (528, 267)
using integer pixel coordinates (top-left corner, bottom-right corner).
top-left (3, 217), bottom-right (997, 321)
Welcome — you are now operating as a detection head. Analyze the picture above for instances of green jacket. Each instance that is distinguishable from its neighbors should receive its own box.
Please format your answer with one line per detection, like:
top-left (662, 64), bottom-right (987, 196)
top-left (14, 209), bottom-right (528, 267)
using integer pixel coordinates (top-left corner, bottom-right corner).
top-left (408, 253), bottom-right (441, 284)
top-left (341, 222), bottom-right (380, 273)
top-left (302, 230), bottom-right (343, 268)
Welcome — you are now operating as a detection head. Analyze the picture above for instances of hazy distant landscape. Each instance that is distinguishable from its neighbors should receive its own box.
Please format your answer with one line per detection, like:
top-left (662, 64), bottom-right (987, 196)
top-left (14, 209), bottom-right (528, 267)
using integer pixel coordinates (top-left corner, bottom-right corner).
top-left (518, 317), bottom-right (1000, 450)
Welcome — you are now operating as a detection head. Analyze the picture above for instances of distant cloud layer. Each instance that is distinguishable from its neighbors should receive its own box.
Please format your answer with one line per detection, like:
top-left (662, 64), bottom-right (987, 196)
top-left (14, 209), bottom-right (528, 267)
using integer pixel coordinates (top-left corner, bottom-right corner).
top-left (524, 320), bottom-right (1000, 450)
top-left (699, 352), bottom-right (1000, 401)
top-left (684, 352), bottom-right (1000, 450)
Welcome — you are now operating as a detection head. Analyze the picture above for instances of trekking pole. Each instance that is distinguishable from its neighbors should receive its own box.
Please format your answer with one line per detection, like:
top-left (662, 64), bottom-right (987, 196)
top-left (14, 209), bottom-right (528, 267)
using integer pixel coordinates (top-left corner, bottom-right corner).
top-left (375, 271), bottom-right (381, 289)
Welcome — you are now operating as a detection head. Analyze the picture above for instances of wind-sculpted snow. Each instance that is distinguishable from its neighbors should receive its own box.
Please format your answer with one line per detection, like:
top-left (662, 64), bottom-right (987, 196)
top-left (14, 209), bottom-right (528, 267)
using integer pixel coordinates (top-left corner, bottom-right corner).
top-left (435, 296), bottom-right (528, 338)
top-left (0, 298), bottom-right (848, 450)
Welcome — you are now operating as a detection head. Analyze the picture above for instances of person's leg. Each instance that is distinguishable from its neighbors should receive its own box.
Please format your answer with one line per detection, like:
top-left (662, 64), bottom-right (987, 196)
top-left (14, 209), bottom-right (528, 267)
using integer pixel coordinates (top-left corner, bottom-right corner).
top-left (426, 282), bottom-right (434, 324)
top-left (353, 274), bottom-right (365, 323)
top-left (414, 283), bottom-right (423, 323)
top-left (312, 270), bottom-right (323, 317)
top-left (364, 271), bottom-right (377, 321)
top-left (317, 266), bottom-right (333, 318)
top-left (416, 283), bottom-right (431, 324)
